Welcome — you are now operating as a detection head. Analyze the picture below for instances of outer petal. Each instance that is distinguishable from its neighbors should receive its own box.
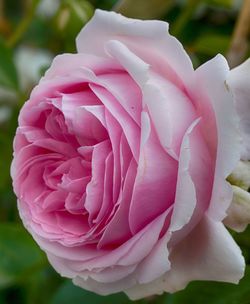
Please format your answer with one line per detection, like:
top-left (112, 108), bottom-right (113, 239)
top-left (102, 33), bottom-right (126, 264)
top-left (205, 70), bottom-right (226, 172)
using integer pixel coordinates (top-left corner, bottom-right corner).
top-left (125, 215), bottom-right (245, 300)
top-left (227, 58), bottom-right (250, 160)
top-left (72, 226), bottom-right (172, 295)
top-left (32, 209), bottom-right (168, 275)
top-left (134, 229), bottom-right (171, 284)
top-left (189, 55), bottom-right (242, 221)
top-left (168, 115), bottom-right (214, 248)
top-left (76, 9), bottom-right (193, 87)
top-left (73, 273), bottom-right (136, 296)
top-left (165, 216), bottom-right (244, 290)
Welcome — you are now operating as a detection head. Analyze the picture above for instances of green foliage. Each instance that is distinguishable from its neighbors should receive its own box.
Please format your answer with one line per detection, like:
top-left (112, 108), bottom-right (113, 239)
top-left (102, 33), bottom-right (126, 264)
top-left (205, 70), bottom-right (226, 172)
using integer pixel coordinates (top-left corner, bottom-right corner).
top-left (204, 0), bottom-right (233, 8)
top-left (113, 0), bottom-right (173, 19)
top-left (0, 39), bottom-right (19, 91)
top-left (0, 223), bottom-right (45, 288)
top-left (50, 281), bottom-right (131, 304)
top-left (171, 267), bottom-right (250, 304)
top-left (193, 33), bottom-right (230, 56)
top-left (54, 0), bottom-right (94, 52)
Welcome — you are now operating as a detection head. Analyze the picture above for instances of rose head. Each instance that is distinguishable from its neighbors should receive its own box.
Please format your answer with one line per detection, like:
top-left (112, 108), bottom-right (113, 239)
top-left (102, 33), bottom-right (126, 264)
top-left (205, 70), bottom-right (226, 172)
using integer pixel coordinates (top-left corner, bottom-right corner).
top-left (11, 10), bottom-right (245, 300)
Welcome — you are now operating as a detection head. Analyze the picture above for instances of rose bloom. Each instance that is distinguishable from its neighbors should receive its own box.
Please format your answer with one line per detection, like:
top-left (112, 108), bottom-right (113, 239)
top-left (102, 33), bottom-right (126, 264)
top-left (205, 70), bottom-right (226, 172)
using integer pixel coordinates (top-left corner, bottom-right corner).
top-left (12, 9), bottom-right (247, 300)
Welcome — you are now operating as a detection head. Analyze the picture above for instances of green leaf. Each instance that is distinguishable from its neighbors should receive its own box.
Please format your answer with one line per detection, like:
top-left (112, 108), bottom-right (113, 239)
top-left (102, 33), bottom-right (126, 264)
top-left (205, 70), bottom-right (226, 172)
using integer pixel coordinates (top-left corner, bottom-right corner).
top-left (193, 33), bottom-right (230, 56)
top-left (204, 0), bottom-right (233, 8)
top-left (113, 0), bottom-right (173, 19)
top-left (0, 223), bottom-right (45, 288)
top-left (22, 267), bottom-right (63, 304)
top-left (171, 266), bottom-right (250, 304)
top-left (0, 39), bottom-right (19, 91)
top-left (50, 281), bottom-right (132, 304)
top-left (64, 0), bottom-right (94, 23)
top-left (54, 0), bottom-right (94, 52)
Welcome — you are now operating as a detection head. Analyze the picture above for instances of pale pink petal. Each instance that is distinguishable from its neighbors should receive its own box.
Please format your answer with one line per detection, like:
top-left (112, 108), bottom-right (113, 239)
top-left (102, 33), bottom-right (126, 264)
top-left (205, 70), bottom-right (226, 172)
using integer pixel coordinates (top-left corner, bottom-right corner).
top-left (98, 72), bottom-right (142, 125)
top-left (227, 58), bottom-right (250, 160)
top-left (125, 215), bottom-right (245, 300)
top-left (105, 39), bottom-right (149, 87)
top-left (104, 40), bottom-right (196, 160)
top-left (189, 55), bottom-right (242, 221)
top-left (71, 211), bottom-right (170, 295)
top-left (144, 74), bottom-right (196, 159)
top-left (33, 233), bottom-right (108, 261)
top-left (166, 215), bottom-right (245, 291)
top-left (42, 210), bottom-right (168, 277)
top-left (73, 274), bottom-right (136, 296)
top-left (76, 9), bottom-right (193, 87)
top-left (87, 264), bottom-right (137, 284)
top-left (134, 214), bottom-right (172, 284)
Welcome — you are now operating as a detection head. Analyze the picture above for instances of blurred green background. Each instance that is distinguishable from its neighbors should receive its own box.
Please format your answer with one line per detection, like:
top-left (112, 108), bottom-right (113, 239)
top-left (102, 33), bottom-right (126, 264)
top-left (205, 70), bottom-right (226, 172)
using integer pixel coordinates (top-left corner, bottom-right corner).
top-left (0, 0), bottom-right (250, 303)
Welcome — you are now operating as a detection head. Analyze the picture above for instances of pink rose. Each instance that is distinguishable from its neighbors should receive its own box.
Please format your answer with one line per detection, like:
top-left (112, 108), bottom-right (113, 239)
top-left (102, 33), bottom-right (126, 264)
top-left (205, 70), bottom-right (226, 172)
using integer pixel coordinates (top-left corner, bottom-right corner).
top-left (11, 9), bottom-right (245, 300)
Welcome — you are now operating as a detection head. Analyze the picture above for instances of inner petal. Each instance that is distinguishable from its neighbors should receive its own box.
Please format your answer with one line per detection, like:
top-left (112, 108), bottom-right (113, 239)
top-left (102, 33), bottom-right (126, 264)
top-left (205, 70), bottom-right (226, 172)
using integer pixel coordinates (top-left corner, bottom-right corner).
top-left (72, 106), bottom-right (108, 146)
top-left (98, 72), bottom-right (142, 125)
top-left (65, 193), bottom-right (86, 215)
top-left (90, 83), bottom-right (140, 161)
top-left (144, 74), bottom-right (197, 160)
top-left (85, 140), bottom-right (112, 224)
top-left (129, 112), bottom-right (178, 234)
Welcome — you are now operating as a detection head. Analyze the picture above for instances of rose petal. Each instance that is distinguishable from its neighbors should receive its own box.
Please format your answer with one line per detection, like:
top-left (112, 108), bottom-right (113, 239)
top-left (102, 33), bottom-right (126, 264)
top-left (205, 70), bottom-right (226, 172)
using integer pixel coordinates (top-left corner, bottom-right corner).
top-left (43, 53), bottom-right (122, 80)
top-left (125, 215), bottom-right (245, 300)
top-left (190, 55), bottom-right (242, 221)
top-left (76, 9), bottom-right (193, 87)
top-left (144, 75), bottom-right (196, 159)
top-left (129, 112), bottom-right (177, 233)
top-left (98, 72), bottom-right (142, 125)
top-left (90, 83), bottom-right (140, 161)
top-left (85, 140), bottom-right (111, 222)
top-left (227, 58), bottom-right (250, 160)
top-left (97, 158), bottom-right (137, 248)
